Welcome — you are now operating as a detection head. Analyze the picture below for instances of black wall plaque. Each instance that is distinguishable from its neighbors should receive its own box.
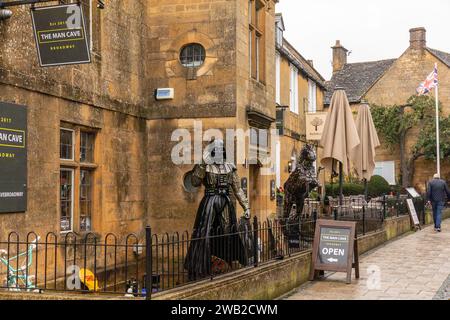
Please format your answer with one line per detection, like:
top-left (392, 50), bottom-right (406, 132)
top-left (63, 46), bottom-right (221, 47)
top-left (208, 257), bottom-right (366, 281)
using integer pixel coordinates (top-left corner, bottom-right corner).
top-left (0, 102), bottom-right (27, 213)
top-left (31, 4), bottom-right (91, 67)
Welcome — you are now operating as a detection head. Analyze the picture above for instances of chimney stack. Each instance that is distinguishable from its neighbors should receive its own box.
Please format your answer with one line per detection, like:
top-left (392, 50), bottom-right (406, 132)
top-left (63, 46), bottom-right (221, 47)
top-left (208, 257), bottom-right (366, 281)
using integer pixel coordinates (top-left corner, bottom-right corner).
top-left (409, 27), bottom-right (426, 50)
top-left (332, 40), bottom-right (348, 74)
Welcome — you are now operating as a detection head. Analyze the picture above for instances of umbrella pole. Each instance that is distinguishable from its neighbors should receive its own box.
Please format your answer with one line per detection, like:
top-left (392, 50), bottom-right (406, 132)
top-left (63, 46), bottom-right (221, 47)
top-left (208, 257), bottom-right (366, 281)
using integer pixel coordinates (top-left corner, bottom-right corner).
top-left (339, 162), bottom-right (343, 206)
top-left (364, 179), bottom-right (368, 201)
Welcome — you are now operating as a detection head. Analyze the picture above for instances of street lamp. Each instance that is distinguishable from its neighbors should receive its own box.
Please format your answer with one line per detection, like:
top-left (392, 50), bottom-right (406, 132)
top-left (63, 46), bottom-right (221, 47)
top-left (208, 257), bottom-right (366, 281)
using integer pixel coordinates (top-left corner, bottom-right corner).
top-left (0, 9), bottom-right (12, 20)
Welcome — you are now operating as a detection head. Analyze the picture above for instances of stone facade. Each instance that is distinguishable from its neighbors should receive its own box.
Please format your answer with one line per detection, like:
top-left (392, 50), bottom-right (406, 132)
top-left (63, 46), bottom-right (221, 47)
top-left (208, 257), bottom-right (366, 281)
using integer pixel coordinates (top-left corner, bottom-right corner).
top-left (0, 1), bottom-right (151, 238)
top-left (275, 24), bottom-right (326, 200)
top-left (0, 0), bottom-right (281, 238)
top-left (328, 28), bottom-right (450, 190)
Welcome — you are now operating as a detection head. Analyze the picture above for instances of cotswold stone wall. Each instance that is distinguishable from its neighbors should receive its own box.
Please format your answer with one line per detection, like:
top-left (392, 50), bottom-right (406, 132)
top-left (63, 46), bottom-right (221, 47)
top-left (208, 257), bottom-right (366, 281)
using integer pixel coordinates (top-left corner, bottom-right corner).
top-left (0, 1), bottom-right (151, 238)
top-left (365, 48), bottom-right (450, 188)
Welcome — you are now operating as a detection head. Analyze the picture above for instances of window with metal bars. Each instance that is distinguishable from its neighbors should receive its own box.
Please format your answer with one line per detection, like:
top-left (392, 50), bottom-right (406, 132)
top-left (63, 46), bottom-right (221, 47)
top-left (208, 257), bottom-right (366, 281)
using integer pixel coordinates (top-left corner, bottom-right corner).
top-left (180, 43), bottom-right (206, 68)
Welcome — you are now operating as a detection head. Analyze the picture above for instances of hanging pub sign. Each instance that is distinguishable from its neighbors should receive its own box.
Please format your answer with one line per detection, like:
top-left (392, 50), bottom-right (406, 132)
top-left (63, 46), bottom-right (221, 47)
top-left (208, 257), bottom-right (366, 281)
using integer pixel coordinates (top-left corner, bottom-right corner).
top-left (306, 112), bottom-right (328, 141)
top-left (309, 220), bottom-right (359, 284)
top-left (30, 3), bottom-right (91, 67)
top-left (0, 102), bottom-right (27, 213)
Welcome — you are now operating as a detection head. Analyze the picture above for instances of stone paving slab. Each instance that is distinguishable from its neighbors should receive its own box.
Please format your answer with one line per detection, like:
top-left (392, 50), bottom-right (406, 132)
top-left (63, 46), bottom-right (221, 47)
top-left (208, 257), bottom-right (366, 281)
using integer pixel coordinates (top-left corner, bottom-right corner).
top-left (284, 219), bottom-right (450, 300)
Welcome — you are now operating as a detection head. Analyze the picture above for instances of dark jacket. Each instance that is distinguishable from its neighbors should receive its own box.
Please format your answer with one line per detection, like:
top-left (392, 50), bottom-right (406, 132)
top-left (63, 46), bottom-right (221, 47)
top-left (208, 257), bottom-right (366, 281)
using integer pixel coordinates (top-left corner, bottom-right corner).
top-left (427, 178), bottom-right (450, 203)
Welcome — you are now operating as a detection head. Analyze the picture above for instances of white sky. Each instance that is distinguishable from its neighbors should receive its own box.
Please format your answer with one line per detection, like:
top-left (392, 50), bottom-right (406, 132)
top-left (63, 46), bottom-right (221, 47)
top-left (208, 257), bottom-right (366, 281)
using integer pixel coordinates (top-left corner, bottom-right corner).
top-left (276, 0), bottom-right (450, 79)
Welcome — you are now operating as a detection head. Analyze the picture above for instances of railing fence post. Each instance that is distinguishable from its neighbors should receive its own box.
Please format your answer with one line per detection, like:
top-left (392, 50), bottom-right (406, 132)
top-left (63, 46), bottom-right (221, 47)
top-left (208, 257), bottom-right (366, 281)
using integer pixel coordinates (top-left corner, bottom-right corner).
top-left (253, 216), bottom-right (258, 268)
top-left (145, 225), bottom-right (152, 300)
top-left (362, 204), bottom-right (366, 235)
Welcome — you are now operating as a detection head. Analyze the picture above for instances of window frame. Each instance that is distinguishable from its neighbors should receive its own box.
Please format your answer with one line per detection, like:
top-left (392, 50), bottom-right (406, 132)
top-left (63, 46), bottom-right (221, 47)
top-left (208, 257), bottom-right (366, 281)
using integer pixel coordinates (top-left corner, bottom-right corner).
top-left (60, 168), bottom-right (75, 233)
top-left (59, 125), bottom-right (98, 234)
top-left (249, 0), bottom-right (266, 83)
top-left (308, 79), bottom-right (317, 113)
top-left (179, 43), bottom-right (206, 68)
top-left (289, 64), bottom-right (299, 114)
top-left (60, 128), bottom-right (75, 161)
top-left (275, 52), bottom-right (281, 104)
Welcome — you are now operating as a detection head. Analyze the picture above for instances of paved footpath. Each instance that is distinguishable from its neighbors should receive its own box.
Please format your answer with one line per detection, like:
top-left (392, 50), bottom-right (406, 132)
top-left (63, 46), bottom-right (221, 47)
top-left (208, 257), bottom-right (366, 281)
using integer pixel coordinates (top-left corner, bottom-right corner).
top-left (284, 219), bottom-right (450, 300)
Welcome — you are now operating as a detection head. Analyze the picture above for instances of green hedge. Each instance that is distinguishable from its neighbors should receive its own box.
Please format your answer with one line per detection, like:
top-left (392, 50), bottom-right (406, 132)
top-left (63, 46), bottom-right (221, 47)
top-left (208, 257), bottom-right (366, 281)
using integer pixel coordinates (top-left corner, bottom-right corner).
top-left (325, 175), bottom-right (392, 199)
top-left (367, 175), bottom-right (391, 197)
top-left (325, 183), bottom-right (365, 197)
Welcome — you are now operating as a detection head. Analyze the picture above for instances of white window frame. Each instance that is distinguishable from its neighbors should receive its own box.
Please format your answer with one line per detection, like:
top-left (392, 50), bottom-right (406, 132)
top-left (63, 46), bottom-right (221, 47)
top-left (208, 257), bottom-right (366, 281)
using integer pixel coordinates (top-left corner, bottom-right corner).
top-left (308, 79), bottom-right (317, 113)
top-left (276, 26), bottom-right (283, 47)
top-left (60, 128), bottom-right (75, 161)
top-left (289, 64), bottom-right (299, 114)
top-left (275, 53), bottom-right (281, 104)
top-left (275, 141), bottom-right (281, 188)
top-left (60, 168), bottom-right (74, 233)
top-left (256, 36), bottom-right (260, 81)
top-left (249, 30), bottom-right (252, 76)
top-left (374, 161), bottom-right (396, 185)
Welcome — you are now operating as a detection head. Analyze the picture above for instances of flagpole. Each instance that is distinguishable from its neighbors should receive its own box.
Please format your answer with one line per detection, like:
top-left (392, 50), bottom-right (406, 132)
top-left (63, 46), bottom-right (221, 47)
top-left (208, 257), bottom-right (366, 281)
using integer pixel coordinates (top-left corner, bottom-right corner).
top-left (435, 63), bottom-right (441, 177)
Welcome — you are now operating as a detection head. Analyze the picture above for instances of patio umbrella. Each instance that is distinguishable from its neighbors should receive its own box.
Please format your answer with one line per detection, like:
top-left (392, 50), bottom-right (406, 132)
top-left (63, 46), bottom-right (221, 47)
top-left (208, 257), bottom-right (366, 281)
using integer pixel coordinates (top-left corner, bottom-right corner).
top-left (350, 103), bottom-right (381, 199)
top-left (320, 88), bottom-right (360, 204)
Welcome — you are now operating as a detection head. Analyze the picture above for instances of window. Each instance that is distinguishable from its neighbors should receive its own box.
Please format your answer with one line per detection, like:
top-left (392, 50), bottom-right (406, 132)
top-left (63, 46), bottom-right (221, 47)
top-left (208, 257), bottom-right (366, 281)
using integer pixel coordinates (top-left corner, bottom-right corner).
top-left (290, 64), bottom-right (299, 114)
top-left (80, 170), bottom-right (93, 232)
top-left (249, 0), bottom-right (265, 82)
top-left (180, 43), bottom-right (206, 68)
top-left (308, 80), bottom-right (317, 113)
top-left (60, 126), bottom-right (97, 233)
top-left (60, 169), bottom-right (74, 232)
top-left (374, 161), bottom-right (396, 185)
top-left (250, 128), bottom-right (269, 163)
top-left (275, 53), bottom-right (281, 104)
top-left (60, 129), bottom-right (74, 160)
top-left (80, 131), bottom-right (95, 162)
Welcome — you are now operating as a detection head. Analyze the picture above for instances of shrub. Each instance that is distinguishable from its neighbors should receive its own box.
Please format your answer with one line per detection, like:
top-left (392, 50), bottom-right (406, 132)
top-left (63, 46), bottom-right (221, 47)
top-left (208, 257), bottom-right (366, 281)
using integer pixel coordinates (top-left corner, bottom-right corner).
top-left (367, 175), bottom-right (391, 197)
top-left (325, 183), bottom-right (365, 198)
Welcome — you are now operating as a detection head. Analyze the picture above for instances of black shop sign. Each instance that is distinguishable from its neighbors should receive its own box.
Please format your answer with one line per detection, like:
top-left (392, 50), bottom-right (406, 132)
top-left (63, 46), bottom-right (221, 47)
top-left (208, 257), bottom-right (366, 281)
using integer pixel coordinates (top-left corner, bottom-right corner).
top-left (0, 102), bottom-right (27, 213)
top-left (309, 220), bottom-right (360, 284)
top-left (31, 3), bottom-right (91, 67)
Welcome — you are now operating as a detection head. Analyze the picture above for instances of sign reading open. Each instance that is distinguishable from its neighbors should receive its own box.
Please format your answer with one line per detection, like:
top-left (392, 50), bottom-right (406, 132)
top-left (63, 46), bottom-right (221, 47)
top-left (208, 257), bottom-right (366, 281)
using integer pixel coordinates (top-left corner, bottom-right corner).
top-left (31, 4), bottom-right (91, 67)
top-left (309, 220), bottom-right (359, 284)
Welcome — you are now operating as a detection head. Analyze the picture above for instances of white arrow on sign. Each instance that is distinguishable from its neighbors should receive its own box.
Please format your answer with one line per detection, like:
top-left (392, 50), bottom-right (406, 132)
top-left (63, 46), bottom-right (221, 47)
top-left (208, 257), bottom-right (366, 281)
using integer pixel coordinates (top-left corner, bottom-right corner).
top-left (327, 258), bottom-right (338, 263)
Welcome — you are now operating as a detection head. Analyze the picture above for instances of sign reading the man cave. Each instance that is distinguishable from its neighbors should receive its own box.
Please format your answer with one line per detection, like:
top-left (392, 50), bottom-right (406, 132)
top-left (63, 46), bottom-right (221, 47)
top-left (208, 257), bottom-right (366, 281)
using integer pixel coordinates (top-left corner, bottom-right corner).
top-left (0, 102), bottom-right (27, 213)
top-left (309, 220), bottom-right (359, 284)
top-left (31, 3), bottom-right (91, 67)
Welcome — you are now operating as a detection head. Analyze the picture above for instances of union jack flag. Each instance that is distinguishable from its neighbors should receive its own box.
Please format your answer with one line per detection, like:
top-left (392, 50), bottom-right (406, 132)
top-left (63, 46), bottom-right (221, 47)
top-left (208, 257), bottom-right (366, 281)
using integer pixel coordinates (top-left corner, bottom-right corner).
top-left (417, 63), bottom-right (438, 95)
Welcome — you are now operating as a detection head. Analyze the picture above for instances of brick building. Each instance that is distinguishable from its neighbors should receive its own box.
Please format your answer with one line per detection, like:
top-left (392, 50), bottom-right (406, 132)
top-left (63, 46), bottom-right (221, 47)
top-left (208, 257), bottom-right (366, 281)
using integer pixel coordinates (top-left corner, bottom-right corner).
top-left (326, 27), bottom-right (450, 190)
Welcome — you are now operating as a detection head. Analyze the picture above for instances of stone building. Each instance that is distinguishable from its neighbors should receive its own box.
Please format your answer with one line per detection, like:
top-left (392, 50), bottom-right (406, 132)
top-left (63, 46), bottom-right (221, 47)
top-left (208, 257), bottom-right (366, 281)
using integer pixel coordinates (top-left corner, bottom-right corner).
top-left (273, 13), bottom-right (326, 199)
top-left (0, 0), bottom-right (280, 238)
top-left (326, 27), bottom-right (450, 190)
top-left (146, 0), bottom-right (279, 233)
top-left (0, 1), bottom-right (153, 239)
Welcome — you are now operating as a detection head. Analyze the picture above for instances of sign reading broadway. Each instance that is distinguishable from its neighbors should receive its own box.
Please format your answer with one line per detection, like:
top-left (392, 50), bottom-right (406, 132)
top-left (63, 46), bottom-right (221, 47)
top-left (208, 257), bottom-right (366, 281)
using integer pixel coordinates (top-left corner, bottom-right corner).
top-left (0, 102), bottom-right (27, 213)
top-left (31, 4), bottom-right (91, 67)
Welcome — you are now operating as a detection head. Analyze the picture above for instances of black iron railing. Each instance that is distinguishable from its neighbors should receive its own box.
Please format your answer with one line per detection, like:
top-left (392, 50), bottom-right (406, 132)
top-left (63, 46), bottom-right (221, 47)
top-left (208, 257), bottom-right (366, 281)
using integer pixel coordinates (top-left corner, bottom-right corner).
top-left (0, 217), bottom-right (316, 298)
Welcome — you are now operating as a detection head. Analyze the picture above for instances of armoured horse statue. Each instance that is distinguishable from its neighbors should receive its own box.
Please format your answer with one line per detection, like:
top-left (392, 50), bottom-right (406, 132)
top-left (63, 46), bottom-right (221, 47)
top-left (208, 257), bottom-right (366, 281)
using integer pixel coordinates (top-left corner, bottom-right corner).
top-left (283, 144), bottom-right (320, 222)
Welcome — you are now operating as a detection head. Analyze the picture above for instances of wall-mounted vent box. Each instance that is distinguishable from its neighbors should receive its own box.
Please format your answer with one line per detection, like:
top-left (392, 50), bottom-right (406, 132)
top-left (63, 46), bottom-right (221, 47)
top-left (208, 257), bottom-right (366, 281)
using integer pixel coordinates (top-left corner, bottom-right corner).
top-left (155, 88), bottom-right (174, 100)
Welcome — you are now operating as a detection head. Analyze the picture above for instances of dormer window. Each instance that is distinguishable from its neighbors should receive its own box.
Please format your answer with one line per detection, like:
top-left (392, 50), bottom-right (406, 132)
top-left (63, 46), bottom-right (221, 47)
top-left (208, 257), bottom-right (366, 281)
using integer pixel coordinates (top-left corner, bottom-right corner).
top-left (275, 14), bottom-right (285, 47)
top-left (276, 23), bottom-right (283, 46)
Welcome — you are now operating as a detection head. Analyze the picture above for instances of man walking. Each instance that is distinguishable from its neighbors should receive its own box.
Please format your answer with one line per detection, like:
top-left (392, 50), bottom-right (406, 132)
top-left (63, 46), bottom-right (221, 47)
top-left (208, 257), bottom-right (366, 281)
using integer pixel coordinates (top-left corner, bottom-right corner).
top-left (427, 174), bottom-right (450, 232)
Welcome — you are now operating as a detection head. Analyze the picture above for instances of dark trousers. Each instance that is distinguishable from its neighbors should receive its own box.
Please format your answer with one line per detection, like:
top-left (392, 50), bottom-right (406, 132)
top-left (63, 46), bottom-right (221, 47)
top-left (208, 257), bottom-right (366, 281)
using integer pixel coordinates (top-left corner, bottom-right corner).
top-left (431, 201), bottom-right (445, 229)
